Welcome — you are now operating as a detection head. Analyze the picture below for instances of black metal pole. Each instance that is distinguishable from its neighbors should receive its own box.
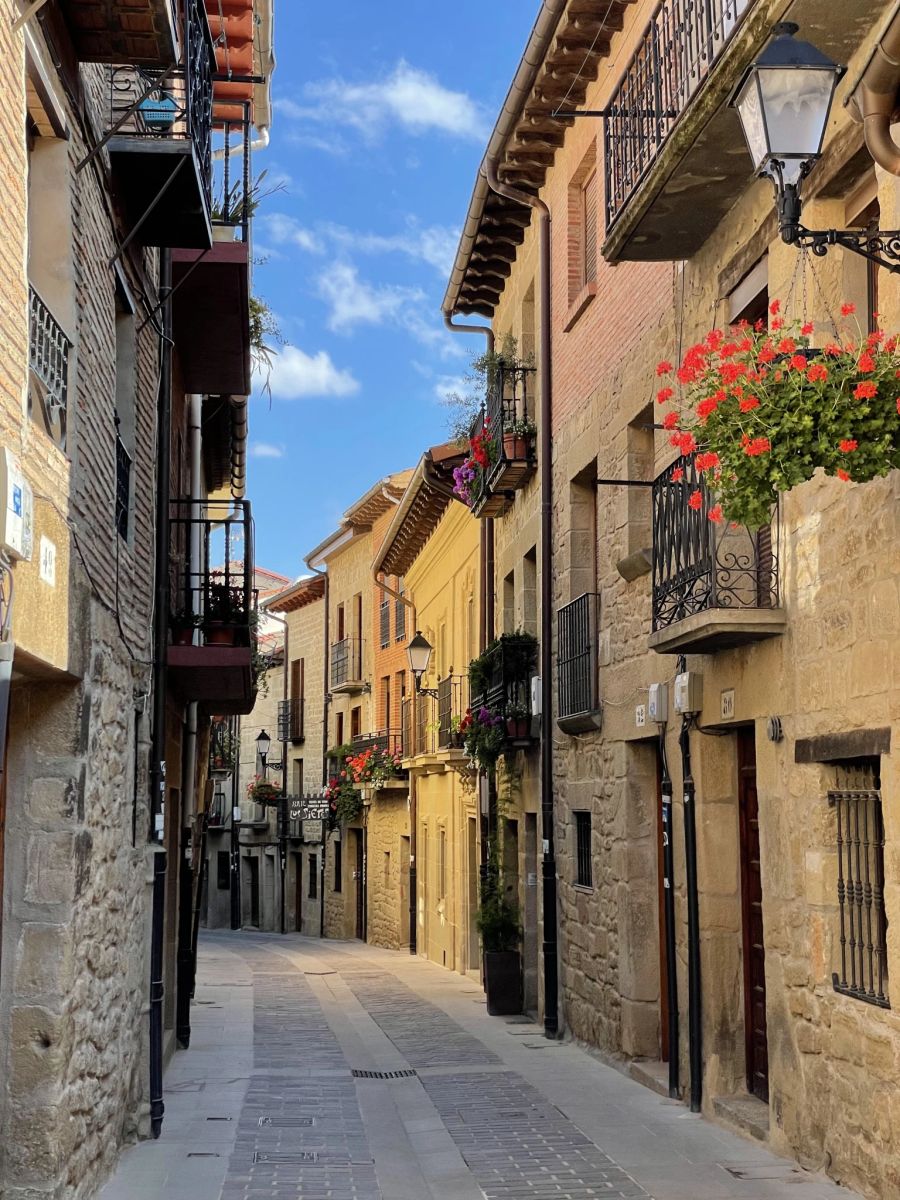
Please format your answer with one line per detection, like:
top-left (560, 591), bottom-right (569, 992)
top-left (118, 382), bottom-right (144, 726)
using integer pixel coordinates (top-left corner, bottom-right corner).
top-left (148, 246), bottom-right (172, 1139)
top-left (659, 725), bottom-right (679, 1099)
top-left (680, 713), bottom-right (702, 1113)
top-left (175, 825), bottom-right (193, 1047)
top-left (230, 716), bottom-right (241, 929)
top-left (409, 770), bottom-right (417, 954)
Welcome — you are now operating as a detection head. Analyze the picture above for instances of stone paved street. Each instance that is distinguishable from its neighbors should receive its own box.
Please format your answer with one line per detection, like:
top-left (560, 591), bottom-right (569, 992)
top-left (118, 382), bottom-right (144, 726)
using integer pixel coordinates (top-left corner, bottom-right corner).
top-left (100, 933), bottom-right (862, 1200)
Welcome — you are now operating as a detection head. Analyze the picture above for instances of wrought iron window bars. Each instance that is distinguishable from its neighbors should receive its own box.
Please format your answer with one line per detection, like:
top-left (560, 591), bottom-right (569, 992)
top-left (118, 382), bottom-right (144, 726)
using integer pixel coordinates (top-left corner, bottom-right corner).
top-left (28, 287), bottom-right (71, 451)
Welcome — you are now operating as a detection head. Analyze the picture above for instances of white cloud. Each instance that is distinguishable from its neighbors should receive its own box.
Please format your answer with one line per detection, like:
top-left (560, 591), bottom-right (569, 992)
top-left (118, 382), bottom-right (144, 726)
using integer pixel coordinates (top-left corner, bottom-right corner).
top-left (318, 262), bottom-right (425, 334)
top-left (250, 442), bottom-right (285, 459)
top-left (434, 375), bottom-right (470, 403)
top-left (267, 346), bottom-right (360, 399)
top-left (264, 213), bottom-right (324, 254)
top-left (322, 221), bottom-right (458, 276)
top-left (281, 61), bottom-right (490, 143)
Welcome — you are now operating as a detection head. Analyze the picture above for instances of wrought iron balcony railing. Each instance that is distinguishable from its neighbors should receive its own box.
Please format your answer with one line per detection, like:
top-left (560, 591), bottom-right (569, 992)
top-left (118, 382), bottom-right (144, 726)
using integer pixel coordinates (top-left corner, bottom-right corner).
top-left (652, 455), bottom-right (778, 634)
top-left (168, 498), bottom-right (254, 646)
top-left (437, 674), bottom-right (469, 749)
top-left (604, 0), bottom-right (752, 231)
top-left (469, 363), bottom-right (537, 517)
top-left (351, 729), bottom-right (404, 759)
top-left (331, 636), bottom-right (363, 689)
top-left (558, 594), bottom-right (601, 723)
top-left (211, 102), bottom-right (252, 242)
top-left (278, 698), bottom-right (305, 744)
top-left (470, 635), bottom-right (538, 722)
top-left (28, 286), bottom-right (71, 451)
top-left (105, 0), bottom-right (213, 206)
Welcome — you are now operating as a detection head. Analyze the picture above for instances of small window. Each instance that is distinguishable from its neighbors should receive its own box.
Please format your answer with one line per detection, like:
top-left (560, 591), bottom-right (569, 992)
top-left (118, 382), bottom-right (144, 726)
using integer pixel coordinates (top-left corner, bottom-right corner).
top-left (333, 838), bottom-right (342, 892)
top-left (216, 851), bottom-right (230, 890)
top-left (575, 811), bottom-right (593, 888)
top-left (439, 828), bottom-right (447, 900)
top-left (380, 592), bottom-right (390, 648)
top-left (582, 170), bottom-right (598, 288)
top-left (829, 760), bottom-right (889, 1008)
top-left (351, 706), bottom-right (361, 740)
top-left (395, 579), bottom-right (407, 642)
top-left (308, 854), bottom-right (318, 899)
top-left (728, 256), bottom-right (768, 328)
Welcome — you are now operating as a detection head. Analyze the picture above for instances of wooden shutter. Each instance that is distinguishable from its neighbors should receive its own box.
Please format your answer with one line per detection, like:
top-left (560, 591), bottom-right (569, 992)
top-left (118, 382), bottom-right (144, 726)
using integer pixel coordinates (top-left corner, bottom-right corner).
top-left (582, 170), bottom-right (598, 286)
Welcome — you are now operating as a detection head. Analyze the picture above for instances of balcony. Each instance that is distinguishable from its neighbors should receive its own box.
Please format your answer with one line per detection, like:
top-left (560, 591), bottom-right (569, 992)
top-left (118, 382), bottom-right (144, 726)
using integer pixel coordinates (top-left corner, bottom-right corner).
top-left (28, 287), bottom-right (71, 452)
top-left (350, 729), bottom-right (407, 783)
top-left (209, 717), bottom-right (237, 776)
top-left (172, 103), bottom-right (252, 394)
top-left (557, 594), bottom-right (602, 734)
top-left (167, 498), bottom-right (256, 714)
top-left (400, 677), bottom-right (469, 761)
top-left (649, 456), bottom-right (784, 654)
top-left (206, 789), bottom-right (228, 828)
top-left (278, 698), bottom-right (305, 744)
top-left (602, 0), bottom-right (879, 262)
top-left (330, 636), bottom-right (364, 693)
top-left (470, 364), bottom-right (537, 518)
top-left (469, 634), bottom-right (539, 747)
top-left (104, 0), bottom-right (213, 250)
top-left (56, 0), bottom-right (177, 65)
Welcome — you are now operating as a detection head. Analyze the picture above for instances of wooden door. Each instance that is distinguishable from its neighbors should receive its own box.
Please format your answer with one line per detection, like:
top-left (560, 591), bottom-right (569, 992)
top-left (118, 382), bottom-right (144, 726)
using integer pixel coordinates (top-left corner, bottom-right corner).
top-left (655, 749), bottom-right (669, 1062)
top-left (738, 727), bottom-right (769, 1102)
top-left (248, 857), bottom-right (260, 928)
top-left (294, 854), bottom-right (303, 932)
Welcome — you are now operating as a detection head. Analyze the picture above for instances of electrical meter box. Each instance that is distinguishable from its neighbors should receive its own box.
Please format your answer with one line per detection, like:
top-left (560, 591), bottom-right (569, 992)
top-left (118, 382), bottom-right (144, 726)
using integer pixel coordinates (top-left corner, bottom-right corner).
top-left (674, 671), bottom-right (703, 715)
top-left (648, 682), bottom-right (668, 724)
top-left (530, 675), bottom-right (542, 717)
top-left (0, 448), bottom-right (33, 560)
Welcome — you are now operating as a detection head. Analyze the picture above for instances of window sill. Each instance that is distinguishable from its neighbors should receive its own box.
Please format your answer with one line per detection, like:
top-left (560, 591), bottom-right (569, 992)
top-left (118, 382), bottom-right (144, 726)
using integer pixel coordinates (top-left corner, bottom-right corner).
top-left (563, 282), bottom-right (598, 332)
top-left (573, 883), bottom-right (595, 894)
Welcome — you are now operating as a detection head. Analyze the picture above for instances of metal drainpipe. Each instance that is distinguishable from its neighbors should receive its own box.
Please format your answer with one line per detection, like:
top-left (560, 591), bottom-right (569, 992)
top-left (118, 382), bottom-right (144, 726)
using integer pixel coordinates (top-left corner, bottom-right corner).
top-left (847, 4), bottom-right (900, 176)
top-left (483, 158), bottom-right (558, 1039)
top-left (149, 247), bottom-right (173, 1138)
top-left (677, 653), bottom-right (702, 1112)
top-left (263, 609), bottom-right (290, 934)
top-left (658, 723), bottom-right (679, 1098)
top-left (176, 394), bottom-right (203, 1049)
top-left (304, 564), bottom-right (329, 939)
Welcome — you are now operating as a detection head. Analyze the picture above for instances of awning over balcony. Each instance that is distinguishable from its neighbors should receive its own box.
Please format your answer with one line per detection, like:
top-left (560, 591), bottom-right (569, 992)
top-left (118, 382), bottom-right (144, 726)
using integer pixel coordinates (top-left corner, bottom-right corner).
top-left (56, 0), bottom-right (176, 65)
top-left (167, 644), bottom-right (254, 714)
top-left (171, 242), bottom-right (250, 394)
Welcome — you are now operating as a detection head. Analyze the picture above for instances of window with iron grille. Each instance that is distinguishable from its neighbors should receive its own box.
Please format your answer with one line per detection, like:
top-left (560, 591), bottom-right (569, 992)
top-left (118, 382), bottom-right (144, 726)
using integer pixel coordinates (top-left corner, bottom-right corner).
top-left (558, 594), bottom-right (600, 719)
top-left (380, 593), bottom-right (390, 648)
top-left (395, 579), bottom-right (406, 642)
top-left (575, 811), bottom-right (593, 888)
top-left (115, 434), bottom-right (132, 539)
top-left (829, 760), bottom-right (889, 1008)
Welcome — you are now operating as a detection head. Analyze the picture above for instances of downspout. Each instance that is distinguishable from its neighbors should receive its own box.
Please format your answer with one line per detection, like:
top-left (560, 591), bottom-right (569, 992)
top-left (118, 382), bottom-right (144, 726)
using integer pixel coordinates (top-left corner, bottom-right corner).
top-left (229, 395), bottom-right (248, 499)
top-left (658, 723), bottom-right (679, 1098)
top-left (148, 248), bottom-right (173, 1138)
top-left (303, 560), bottom-right (329, 939)
top-left (677, 652), bottom-right (702, 1113)
top-left (176, 394), bottom-right (203, 1049)
top-left (846, 4), bottom-right (900, 175)
top-left (483, 156), bottom-right (558, 1040)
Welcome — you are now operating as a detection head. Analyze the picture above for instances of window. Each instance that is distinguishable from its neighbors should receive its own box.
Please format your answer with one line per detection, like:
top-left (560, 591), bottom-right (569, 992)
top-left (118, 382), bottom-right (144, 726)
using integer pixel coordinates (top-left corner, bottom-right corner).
top-left (522, 548), bottom-right (537, 636)
top-left (728, 256), bottom-right (768, 327)
top-left (114, 279), bottom-right (136, 540)
top-left (395, 579), bottom-right (406, 642)
top-left (217, 851), bottom-right (230, 890)
top-left (293, 759), bottom-right (303, 797)
top-left (336, 603), bottom-right (345, 640)
top-left (581, 170), bottom-right (598, 288)
top-left (351, 706), bottom-right (361, 740)
top-left (567, 142), bottom-right (597, 306)
top-left (503, 570), bottom-right (515, 634)
top-left (380, 591), bottom-right (390, 648)
top-left (558, 594), bottom-right (601, 721)
top-left (334, 838), bottom-right (342, 892)
top-left (575, 811), bottom-right (593, 888)
top-left (336, 712), bottom-right (344, 747)
top-left (830, 760), bottom-right (889, 1007)
top-left (308, 854), bottom-right (318, 899)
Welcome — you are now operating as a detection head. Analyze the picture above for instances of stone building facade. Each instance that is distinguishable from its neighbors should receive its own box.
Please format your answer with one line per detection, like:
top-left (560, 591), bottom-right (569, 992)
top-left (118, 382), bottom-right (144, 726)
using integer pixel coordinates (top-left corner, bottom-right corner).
top-left (0, 0), bottom-right (275, 1193)
top-left (443, 0), bottom-right (900, 1195)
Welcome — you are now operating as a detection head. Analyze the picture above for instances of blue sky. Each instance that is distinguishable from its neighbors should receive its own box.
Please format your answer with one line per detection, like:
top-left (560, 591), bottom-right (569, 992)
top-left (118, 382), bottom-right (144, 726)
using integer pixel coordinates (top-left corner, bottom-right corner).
top-left (246, 1), bottom-right (530, 578)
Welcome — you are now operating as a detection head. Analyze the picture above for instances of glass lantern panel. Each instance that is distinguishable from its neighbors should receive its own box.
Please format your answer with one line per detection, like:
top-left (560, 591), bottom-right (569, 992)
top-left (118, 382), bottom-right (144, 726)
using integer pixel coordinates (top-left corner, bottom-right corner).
top-left (734, 75), bottom-right (768, 170)
top-left (758, 67), bottom-right (836, 159)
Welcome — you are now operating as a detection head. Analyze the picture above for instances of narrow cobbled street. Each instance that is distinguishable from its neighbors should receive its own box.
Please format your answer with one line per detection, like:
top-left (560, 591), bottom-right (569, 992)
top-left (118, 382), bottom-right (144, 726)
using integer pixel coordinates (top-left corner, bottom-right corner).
top-left (100, 933), bottom-right (858, 1200)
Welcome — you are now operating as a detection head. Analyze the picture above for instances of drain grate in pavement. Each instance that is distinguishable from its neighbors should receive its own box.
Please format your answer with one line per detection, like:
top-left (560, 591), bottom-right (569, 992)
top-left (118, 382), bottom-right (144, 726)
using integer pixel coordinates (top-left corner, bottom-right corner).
top-left (253, 1150), bottom-right (318, 1164)
top-left (187, 1152), bottom-right (221, 1158)
top-left (258, 1116), bottom-right (315, 1127)
top-left (351, 1068), bottom-right (417, 1079)
top-left (724, 1164), bottom-right (803, 1181)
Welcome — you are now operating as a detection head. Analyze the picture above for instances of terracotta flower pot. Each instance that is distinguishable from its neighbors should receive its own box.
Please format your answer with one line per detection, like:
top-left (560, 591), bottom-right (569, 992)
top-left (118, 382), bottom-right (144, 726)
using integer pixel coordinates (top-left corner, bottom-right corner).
top-left (503, 433), bottom-right (528, 461)
top-left (206, 624), bottom-right (236, 646)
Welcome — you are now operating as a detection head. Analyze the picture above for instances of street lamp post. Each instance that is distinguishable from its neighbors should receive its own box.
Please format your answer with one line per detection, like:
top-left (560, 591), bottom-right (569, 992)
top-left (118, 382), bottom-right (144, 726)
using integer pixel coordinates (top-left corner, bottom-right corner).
top-left (256, 727), bottom-right (287, 934)
top-left (730, 24), bottom-right (900, 274)
top-left (406, 630), bottom-right (440, 699)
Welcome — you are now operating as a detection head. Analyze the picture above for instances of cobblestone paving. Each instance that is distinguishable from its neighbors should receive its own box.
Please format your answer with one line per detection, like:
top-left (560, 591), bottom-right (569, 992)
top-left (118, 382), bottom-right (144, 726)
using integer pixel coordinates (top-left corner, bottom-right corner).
top-left (421, 1071), bottom-right (648, 1200)
top-left (337, 968), bottom-right (502, 1069)
top-left (221, 960), bottom-right (380, 1200)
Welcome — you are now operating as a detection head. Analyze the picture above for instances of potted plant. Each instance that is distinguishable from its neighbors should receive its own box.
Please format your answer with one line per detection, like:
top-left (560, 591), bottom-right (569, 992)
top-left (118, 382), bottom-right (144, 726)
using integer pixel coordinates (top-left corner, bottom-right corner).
top-left (211, 169), bottom-right (286, 240)
top-left (246, 775), bottom-right (280, 805)
top-left (477, 884), bottom-right (522, 1016)
top-left (171, 608), bottom-right (198, 646)
top-left (502, 417), bottom-right (536, 463)
top-left (449, 714), bottom-right (464, 749)
top-left (460, 706), bottom-right (506, 773)
top-left (325, 774), bottom-right (363, 825)
top-left (206, 579), bottom-right (241, 646)
top-left (505, 703), bottom-right (531, 740)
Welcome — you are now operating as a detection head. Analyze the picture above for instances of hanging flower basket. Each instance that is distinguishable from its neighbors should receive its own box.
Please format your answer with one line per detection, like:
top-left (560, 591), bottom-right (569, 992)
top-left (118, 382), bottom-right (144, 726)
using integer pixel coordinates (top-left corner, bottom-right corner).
top-left (246, 776), bottom-right (281, 805)
top-left (346, 745), bottom-right (401, 789)
top-left (460, 706), bottom-right (506, 773)
top-left (325, 775), bottom-right (363, 825)
top-left (657, 301), bottom-right (900, 528)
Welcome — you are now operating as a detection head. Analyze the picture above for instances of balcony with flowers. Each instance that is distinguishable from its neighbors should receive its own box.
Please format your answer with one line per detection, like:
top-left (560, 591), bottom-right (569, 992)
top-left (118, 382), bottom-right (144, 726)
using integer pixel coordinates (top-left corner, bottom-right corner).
top-left (324, 739), bottom-right (404, 827)
top-left (648, 300), bottom-right (900, 651)
top-left (464, 633), bottom-right (539, 768)
top-left (453, 352), bottom-right (536, 519)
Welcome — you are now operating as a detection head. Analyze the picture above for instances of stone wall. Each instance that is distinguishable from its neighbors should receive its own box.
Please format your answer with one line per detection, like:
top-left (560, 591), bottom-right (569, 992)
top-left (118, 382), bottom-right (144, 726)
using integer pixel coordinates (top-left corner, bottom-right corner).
top-left (365, 790), bottom-right (410, 951)
top-left (473, 2), bottom-right (900, 1195)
